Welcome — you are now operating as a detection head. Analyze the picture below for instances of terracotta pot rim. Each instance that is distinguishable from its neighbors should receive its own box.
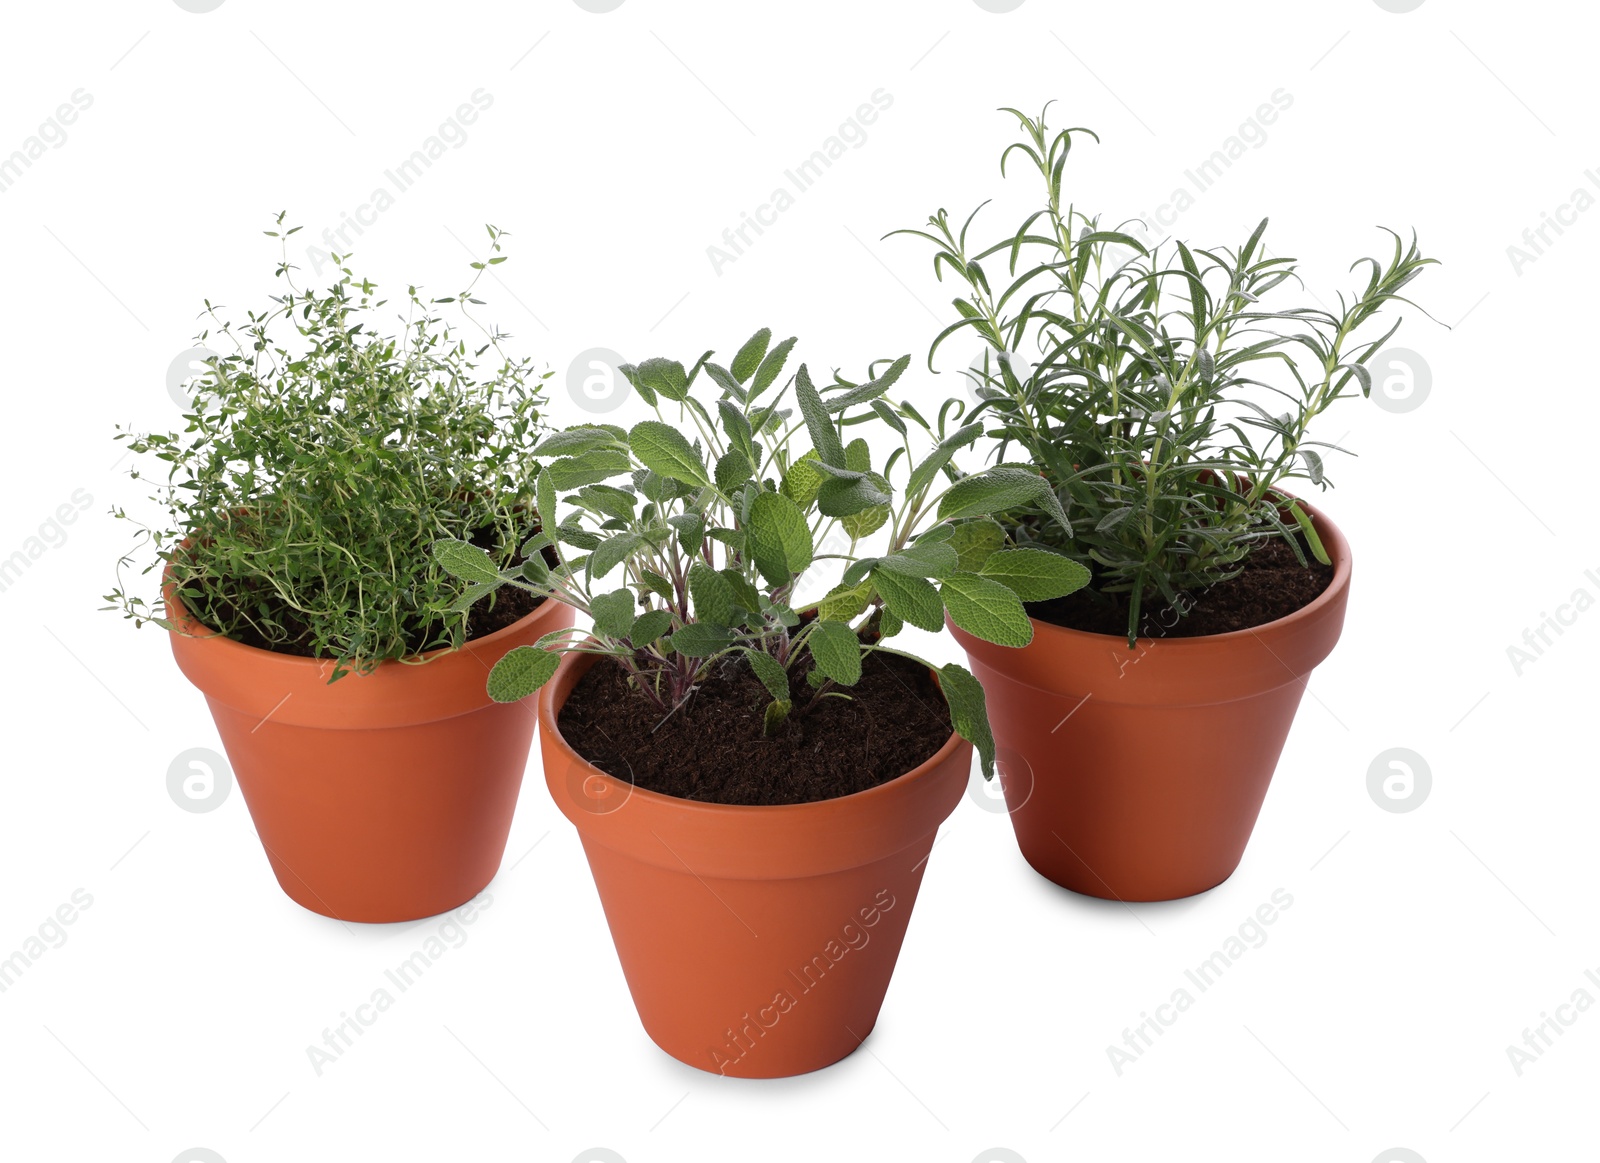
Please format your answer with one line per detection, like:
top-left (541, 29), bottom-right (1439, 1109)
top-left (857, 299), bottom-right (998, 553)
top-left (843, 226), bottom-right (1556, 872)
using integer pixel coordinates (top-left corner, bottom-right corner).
top-left (539, 646), bottom-right (967, 819)
top-left (1013, 497), bottom-right (1351, 649)
top-left (160, 564), bottom-right (553, 673)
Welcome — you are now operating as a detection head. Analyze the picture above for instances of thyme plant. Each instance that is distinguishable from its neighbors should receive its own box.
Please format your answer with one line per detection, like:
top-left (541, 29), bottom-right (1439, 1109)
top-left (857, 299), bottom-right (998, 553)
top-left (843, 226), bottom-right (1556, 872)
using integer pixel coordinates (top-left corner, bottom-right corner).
top-left (894, 105), bottom-right (1437, 644)
top-left (434, 328), bottom-right (1090, 775)
top-left (106, 215), bottom-right (549, 679)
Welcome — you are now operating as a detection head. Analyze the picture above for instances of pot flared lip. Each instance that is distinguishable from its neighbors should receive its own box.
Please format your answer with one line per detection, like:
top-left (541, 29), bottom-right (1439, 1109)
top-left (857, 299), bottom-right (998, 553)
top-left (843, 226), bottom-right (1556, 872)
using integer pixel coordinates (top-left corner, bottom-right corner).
top-left (160, 562), bottom-right (552, 673)
top-left (967, 496), bottom-right (1352, 653)
top-left (539, 645), bottom-right (970, 821)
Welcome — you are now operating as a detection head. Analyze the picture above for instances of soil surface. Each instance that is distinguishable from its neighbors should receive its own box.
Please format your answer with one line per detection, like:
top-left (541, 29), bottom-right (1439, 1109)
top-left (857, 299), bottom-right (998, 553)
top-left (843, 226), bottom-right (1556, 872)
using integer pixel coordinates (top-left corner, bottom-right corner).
top-left (1027, 534), bottom-right (1335, 638)
top-left (557, 648), bottom-right (953, 806)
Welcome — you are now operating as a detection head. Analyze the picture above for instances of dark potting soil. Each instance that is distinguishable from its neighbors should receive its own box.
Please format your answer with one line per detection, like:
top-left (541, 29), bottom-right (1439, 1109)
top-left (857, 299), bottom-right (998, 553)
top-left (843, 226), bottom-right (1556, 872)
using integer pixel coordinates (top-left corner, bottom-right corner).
top-left (1027, 534), bottom-right (1335, 639)
top-left (557, 648), bottom-right (954, 806)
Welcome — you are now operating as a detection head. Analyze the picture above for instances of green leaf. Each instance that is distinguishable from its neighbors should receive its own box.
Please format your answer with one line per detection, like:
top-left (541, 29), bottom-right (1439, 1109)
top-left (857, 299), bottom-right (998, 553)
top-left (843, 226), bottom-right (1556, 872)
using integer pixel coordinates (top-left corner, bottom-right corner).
top-left (741, 647), bottom-right (791, 702)
top-left (719, 569), bottom-right (762, 616)
top-left (807, 620), bottom-right (863, 686)
top-left (945, 518), bottom-right (1006, 572)
top-left (589, 588), bottom-right (636, 641)
top-left (978, 548), bottom-right (1091, 601)
top-left (824, 355), bottom-right (910, 413)
top-left (715, 448), bottom-right (753, 493)
top-left (444, 581), bottom-right (493, 615)
top-left (816, 472), bottom-right (891, 518)
top-left (905, 421), bottom-right (984, 501)
top-left (629, 420), bottom-right (710, 486)
top-left (794, 363), bottom-right (845, 466)
top-left (575, 484), bottom-right (636, 522)
top-left (588, 531), bottom-right (642, 579)
top-left (817, 580), bottom-right (873, 622)
top-left (878, 608), bottom-right (904, 638)
top-left (763, 699), bottom-right (792, 736)
top-left (547, 448), bottom-right (632, 489)
top-left (746, 490), bottom-right (814, 585)
top-left (632, 357), bottom-right (689, 401)
top-left (520, 556), bottom-right (549, 585)
top-left (731, 328), bottom-right (772, 383)
top-left (432, 538), bottom-right (503, 585)
top-left (749, 335), bottom-right (797, 398)
top-left (629, 608), bottom-right (675, 645)
top-left (877, 541), bottom-right (959, 578)
top-left (536, 468), bottom-right (558, 535)
top-left (780, 449), bottom-right (824, 506)
top-left (941, 572), bottom-right (1034, 647)
top-left (1288, 501), bottom-right (1332, 565)
top-left (841, 503), bottom-right (890, 540)
top-left (938, 662), bottom-right (996, 778)
top-left (844, 437), bottom-right (872, 473)
top-left (639, 569), bottom-right (674, 601)
top-left (872, 568), bottom-right (944, 632)
top-left (487, 646), bottom-right (561, 703)
top-left (937, 466), bottom-right (1057, 522)
top-left (533, 427), bottom-right (625, 457)
top-left (669, 622), bottom-right (734, 657)
top-left (669, 511), bottom-right (705, 554)
top-left (688, 561), bottom-right (736, 625)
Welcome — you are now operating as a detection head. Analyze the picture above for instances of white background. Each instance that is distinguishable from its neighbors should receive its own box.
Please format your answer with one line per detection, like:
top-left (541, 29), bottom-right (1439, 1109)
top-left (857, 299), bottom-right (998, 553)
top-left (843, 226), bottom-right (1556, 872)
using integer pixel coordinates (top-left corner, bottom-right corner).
top-left (1, 1), bottom-right (1595, 1161)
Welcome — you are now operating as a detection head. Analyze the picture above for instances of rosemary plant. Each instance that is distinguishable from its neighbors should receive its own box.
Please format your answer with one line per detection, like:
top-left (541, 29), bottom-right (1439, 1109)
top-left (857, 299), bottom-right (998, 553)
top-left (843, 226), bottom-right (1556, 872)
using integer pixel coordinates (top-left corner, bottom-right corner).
top-left (894, 105), bottom-right (1437, 644)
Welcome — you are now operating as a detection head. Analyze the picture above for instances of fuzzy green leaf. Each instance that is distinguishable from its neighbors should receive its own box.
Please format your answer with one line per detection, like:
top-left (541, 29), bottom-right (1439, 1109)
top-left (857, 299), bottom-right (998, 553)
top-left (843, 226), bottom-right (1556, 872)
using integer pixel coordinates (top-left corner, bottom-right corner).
top-left (589, 588), bottom-right (636, 641)
top-left (731, 328), bottom-right (771, 383)
top-left (432, 538), bottom-right (504, 585)
top-left (629, 608), bottom-right (675, 645)
top-left (807, 620), bottom-right (863, 686)
top-left (938, 662), bottom-right (996, 778)
top-left (487, 646), bottom-right (561, 703)
top-left (872, 568), bottom-right (945, 632)
top-left (741, 647), bottom-right (791, 702)
top-left (629, 421), bottom-right (709, 486)
top-left (941, 572), bottom-right (1034, 647)
top-left (746, 490), bottom-right (813, 585)
top-left (669, 622), bottom-right (734, 657)
top-left (978, 548), bottom-right (1091, 601)
top-left (688, 561), bottom-right (736, 625)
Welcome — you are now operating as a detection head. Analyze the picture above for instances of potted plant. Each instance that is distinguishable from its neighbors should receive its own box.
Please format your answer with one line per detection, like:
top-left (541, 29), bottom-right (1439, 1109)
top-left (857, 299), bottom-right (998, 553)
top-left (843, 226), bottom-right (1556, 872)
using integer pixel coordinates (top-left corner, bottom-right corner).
top-left (893, 106), bottom-right (1437, 901)
top-left (106, 217), bottom-right (570, 923)
top-left (433, 327), bottom-right (1086, 1076)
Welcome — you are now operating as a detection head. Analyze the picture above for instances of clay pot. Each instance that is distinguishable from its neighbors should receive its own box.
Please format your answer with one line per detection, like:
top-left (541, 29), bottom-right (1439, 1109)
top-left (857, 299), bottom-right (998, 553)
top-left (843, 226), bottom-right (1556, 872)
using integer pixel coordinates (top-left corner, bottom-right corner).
top-left (166, 576), bottom-right (574, 923)
top-left (950, 503), bottom-right (1351, 902)
top-left (539, 650), bottom-right (969, 1078)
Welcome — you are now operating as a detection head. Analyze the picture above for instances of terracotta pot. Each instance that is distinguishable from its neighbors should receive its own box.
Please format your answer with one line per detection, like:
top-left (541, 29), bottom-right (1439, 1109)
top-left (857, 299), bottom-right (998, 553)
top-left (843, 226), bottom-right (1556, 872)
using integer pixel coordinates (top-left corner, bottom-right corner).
top-left (166, 576), bottom-right (574, 923)
top-left (950, 502), bottom-right (1351, 902)
top-left (540, 650), bottom-right (969, 1078)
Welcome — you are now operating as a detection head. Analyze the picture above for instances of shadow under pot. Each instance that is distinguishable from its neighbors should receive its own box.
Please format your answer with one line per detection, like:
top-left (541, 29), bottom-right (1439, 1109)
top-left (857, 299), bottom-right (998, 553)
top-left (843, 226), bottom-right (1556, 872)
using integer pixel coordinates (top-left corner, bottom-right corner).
top-left (949, 502), bottom-right (1351, 903)
top-left (539, 649), bottom-right (969, 1079)
top-left (164, 571), bottom-right (575, 923)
